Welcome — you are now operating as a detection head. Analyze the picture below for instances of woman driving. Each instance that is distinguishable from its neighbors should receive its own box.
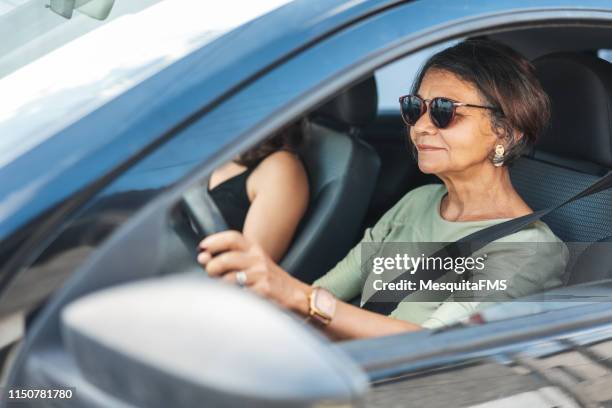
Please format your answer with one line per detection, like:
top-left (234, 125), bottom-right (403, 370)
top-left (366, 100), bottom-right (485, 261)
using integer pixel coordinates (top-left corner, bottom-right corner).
top-left (197, 39), bottom-right (568, 339)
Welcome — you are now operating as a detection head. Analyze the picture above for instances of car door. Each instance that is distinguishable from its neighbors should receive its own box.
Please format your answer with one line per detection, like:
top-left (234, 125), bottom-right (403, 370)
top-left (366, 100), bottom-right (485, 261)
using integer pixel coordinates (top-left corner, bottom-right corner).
top-left (4, 0), bottom-right (612, 407)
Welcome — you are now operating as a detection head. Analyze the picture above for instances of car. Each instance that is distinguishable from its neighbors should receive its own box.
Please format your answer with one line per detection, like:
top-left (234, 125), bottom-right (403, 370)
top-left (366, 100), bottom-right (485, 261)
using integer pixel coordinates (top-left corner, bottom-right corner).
top-left (2, 0), bottom-right (612, 407)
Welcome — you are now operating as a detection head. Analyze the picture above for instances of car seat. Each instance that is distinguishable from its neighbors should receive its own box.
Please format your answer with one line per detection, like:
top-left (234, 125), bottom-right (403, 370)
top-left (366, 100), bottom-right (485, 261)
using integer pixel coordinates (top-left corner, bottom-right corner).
top-left (280, 77), bottom-right (381, 283)
top-left (509, 52), bottom-right (612, 284)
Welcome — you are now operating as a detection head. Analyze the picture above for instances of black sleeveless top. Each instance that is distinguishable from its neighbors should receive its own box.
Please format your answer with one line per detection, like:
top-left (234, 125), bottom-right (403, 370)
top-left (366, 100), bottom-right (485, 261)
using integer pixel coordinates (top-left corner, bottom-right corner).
top-left (208, 167), bottom-right (255, 231)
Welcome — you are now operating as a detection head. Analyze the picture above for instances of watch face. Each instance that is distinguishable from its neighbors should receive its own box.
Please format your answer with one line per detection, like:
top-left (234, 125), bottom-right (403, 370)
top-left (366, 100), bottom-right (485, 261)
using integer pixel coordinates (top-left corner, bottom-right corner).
top-left (314, 288), bottom-right (336, 319)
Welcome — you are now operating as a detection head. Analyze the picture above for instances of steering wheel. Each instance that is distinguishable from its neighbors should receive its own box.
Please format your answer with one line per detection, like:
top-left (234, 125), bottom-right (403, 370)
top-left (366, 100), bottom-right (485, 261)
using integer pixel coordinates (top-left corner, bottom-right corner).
top-left (180, 180), bottom-right (229, 239)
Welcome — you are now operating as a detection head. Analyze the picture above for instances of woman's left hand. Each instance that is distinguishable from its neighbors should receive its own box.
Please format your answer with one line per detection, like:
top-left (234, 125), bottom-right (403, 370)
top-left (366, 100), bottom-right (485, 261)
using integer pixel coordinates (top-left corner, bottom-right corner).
top-left (197, 231), bottom-right (310, 314)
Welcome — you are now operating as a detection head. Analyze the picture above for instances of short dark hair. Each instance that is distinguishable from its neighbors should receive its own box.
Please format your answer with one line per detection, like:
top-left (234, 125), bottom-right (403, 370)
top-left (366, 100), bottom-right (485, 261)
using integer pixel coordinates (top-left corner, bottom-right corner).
top-left (234, 121), bottom-right (303, 168)
top-left (410, 38), bottom-right (551, 165)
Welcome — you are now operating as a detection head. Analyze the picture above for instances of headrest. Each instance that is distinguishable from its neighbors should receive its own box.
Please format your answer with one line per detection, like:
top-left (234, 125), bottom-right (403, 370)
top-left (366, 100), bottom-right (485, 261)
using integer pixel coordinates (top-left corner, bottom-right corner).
top-left (534, 52), bottom-right (612, 168)
top-left (315, 76), bottom-right (378, 128)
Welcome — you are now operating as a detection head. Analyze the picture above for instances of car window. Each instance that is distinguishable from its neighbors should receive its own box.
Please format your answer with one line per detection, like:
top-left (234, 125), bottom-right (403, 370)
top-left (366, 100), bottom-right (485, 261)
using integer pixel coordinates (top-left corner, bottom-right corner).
top-left (0, 0), bottom-right (292, 169)
top-left (598, 49), bottom-right (612, 63)
top-left (0, 0), bottom-right (165, 80)
top-left (375, 39), bottom-right (463, 113)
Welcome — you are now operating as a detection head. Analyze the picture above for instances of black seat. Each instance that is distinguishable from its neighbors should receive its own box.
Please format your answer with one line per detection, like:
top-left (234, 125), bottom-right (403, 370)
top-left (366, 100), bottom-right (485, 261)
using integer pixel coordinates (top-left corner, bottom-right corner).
top-left (509, 52), bottom-right (612, 284)
top-left (280, 78), bottom-right (381, 283)
top-left (566, 236), bottom-right (612, 285)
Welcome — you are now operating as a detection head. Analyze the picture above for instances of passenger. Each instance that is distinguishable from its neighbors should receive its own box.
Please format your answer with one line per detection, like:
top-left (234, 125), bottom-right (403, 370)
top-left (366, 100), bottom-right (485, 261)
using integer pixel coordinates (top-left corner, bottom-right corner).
top-left (207, 122), bottom-right (309, 262)
top-left (197, 39), bottom-right (568, 339)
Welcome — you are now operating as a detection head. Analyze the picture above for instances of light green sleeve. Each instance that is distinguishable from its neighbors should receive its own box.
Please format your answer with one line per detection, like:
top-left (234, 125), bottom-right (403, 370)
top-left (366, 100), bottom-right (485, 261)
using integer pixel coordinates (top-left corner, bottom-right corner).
top-left (312, 185), bottom-right (431, 300)
top-left (421, 302), bottom-right (485, 330)
top-left (392, 237), bottom-right (569, 329)
top-left (313, 216), bottom-right (394, 301)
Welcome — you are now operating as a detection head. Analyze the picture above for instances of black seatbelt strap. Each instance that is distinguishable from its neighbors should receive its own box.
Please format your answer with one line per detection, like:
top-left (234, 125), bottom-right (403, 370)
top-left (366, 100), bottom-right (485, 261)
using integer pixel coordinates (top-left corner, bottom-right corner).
top-left (362, 170), bottom-right (612, 314)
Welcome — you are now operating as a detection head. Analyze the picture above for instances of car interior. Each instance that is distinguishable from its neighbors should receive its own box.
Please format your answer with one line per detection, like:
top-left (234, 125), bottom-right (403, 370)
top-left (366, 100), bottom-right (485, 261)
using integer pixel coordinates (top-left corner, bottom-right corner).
top-left (178, 27), bottom-right (612, 291)
top-left (279, 77), bottom-right (381, 282)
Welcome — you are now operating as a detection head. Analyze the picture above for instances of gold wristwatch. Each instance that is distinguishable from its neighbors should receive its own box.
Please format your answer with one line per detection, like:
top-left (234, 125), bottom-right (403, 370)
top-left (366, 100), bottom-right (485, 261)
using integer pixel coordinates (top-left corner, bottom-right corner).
top-left (307, 287), bottom-right (337, 326)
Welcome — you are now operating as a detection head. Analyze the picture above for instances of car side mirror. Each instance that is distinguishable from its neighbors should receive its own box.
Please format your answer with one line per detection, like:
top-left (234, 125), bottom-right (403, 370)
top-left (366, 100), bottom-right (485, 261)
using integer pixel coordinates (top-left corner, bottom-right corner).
top-left (61, 273), bottom-right (368, 407)
top-left (49, 0), bottom-right (115, 20)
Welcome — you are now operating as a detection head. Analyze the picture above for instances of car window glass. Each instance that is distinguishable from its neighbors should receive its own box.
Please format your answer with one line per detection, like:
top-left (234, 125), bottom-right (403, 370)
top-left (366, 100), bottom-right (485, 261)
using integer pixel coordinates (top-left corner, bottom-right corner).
top-left (0, 0), bottom-right (292, 170)
top-left (598, 49), bottom-right (612, 63)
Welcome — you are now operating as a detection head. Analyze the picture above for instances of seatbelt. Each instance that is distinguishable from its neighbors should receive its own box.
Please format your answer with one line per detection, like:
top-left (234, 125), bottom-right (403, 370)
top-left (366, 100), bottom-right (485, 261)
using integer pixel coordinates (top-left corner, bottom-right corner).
top-left (362, 170), bottom-right (612, 314)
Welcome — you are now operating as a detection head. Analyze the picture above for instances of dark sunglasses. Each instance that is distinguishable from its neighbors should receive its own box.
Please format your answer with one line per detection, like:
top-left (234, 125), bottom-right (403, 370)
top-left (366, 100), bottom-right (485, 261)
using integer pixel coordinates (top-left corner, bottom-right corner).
top-left (399, 94), bottom-right (498, 129)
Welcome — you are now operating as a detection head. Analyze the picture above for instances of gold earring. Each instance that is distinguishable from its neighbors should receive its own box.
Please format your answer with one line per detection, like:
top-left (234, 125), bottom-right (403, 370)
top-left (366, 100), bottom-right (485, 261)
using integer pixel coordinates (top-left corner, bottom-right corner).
top-left (492, 144), bottom-right (505, 167)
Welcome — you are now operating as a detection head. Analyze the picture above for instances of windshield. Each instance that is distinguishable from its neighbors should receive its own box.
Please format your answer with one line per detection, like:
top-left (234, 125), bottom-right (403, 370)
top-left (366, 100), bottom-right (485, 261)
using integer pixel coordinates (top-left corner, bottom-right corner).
top-left (0, 0), bottom-right (292, 168)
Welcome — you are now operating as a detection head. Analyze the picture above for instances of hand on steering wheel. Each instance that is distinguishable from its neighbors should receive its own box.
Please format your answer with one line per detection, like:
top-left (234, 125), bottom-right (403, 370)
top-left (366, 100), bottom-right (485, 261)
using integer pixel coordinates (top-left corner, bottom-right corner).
top-left (197, 231), bottom-right (309, 313)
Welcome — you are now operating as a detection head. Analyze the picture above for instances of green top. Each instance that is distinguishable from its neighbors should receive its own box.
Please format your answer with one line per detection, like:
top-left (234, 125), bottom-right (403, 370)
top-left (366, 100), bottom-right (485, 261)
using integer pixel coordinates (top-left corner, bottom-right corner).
top-left (314, 184), bottom-right (569, 329)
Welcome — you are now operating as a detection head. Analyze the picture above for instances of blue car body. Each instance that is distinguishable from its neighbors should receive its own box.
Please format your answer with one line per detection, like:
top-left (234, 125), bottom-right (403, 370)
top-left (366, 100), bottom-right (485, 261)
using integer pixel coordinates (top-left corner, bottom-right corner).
top-left (2, 1), bottom-right (612, 406)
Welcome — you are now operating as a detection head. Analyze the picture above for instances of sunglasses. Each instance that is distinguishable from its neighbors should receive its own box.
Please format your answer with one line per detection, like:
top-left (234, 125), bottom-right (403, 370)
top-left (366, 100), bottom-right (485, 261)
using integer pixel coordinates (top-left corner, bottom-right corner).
top-left (399, 94), bottom-right (498, 129)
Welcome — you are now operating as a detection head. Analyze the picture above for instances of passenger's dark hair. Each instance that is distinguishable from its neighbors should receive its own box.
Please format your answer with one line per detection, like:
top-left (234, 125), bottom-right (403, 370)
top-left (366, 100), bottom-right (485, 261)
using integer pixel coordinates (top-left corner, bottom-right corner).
top-left (234, 121), bottom-right (303, 168)
top-left (410, 38), bottom-right (551, 165)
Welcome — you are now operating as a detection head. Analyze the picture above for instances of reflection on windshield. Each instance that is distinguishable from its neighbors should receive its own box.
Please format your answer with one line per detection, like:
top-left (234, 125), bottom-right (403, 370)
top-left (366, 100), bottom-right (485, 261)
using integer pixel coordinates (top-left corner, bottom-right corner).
top-left (0, 0), bottom-right (292, 169)
top-left (0, 0), bottom-right (164, 79)
top-left (0, 0), bottom-right (219, 169)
